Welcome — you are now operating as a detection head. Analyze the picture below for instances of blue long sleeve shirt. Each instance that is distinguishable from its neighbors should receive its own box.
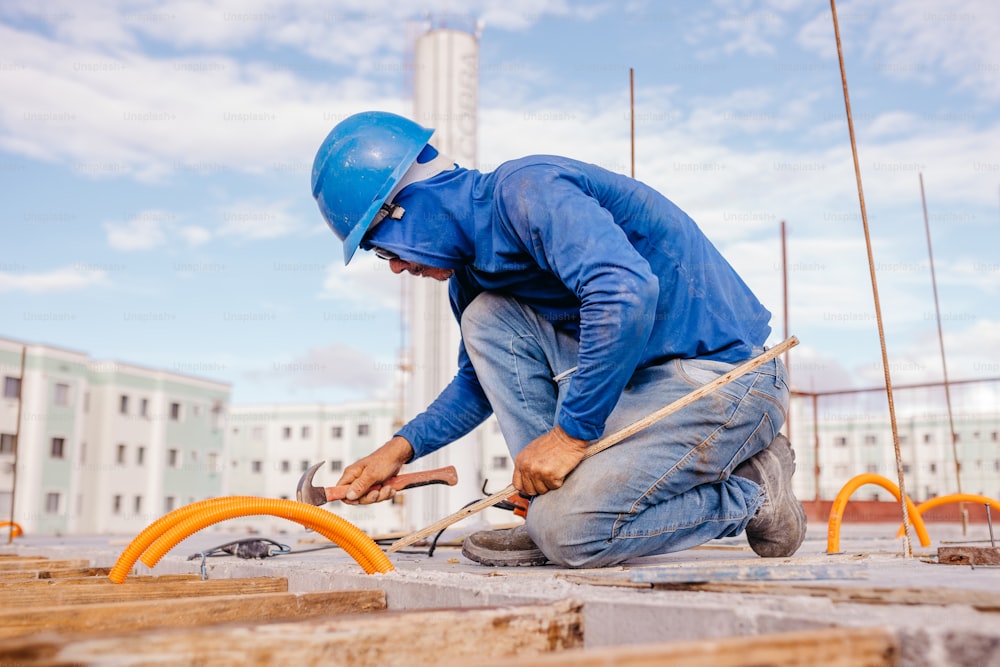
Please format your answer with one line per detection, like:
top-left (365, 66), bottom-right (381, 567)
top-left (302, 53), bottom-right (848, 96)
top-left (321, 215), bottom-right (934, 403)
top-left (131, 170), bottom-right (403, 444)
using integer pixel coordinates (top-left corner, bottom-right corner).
top-left (364, 156), bottom-right (772, 459)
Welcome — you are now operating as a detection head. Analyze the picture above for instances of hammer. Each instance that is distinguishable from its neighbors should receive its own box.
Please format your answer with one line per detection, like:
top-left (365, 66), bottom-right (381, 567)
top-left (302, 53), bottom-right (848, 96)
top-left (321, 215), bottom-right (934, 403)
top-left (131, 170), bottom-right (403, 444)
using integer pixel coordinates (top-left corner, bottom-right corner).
top-left (296, 460), bottom-right (459, 506)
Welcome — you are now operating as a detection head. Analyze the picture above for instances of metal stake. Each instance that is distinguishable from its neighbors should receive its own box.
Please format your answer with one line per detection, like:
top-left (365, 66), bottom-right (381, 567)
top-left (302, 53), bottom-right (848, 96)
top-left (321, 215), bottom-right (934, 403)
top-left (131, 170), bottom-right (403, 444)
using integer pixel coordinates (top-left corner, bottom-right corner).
top-left (987, 504), bottom-right (996, 548)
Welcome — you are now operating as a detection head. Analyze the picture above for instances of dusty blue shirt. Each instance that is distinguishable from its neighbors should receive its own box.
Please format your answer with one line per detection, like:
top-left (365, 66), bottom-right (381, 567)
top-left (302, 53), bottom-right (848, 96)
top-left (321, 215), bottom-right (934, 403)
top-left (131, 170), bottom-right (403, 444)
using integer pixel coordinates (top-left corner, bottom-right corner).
top-left (364, 156), bottom-right (772, 458)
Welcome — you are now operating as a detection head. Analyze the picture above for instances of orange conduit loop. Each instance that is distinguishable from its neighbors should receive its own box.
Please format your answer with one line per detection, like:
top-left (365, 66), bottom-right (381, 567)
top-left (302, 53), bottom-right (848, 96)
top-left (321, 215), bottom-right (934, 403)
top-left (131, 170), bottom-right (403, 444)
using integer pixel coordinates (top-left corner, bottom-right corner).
top-left (1, 521), bottom-right (24, 538)
top-left (109, 496), bottom-right (393, 583)
top-left (896, 493), bottom-right (1000, 538)
top-left (827, 473), bottom-right (931, 554)
top-left (139, 498), bottom-right (387, 573)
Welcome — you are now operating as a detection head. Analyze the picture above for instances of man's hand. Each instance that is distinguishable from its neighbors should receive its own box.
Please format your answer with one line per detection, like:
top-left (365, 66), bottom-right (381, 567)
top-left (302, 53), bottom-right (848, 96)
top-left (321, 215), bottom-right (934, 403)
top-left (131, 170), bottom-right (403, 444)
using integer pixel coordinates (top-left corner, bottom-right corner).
top-left (512, 426), bottom-right (588, 497)
top-left (336, 436), bottom-right (414, 505)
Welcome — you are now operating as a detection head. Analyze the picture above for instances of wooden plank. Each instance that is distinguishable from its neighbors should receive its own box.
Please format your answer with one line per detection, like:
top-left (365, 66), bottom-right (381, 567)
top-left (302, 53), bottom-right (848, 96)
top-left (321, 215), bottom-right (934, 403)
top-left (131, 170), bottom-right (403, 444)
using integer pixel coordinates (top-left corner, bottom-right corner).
top-left (0, 558), bottom-right (89, 571)
top-left (938, 546), bottom-right (1000, 566)
top-left (650, 581), bottom-right (1000, 611)
top-left (0, 567), bottom-right (115, 582)
top-left (1, 600), bottom-right (583, 667)
top-left (0, 589), bottom-right (386, 640)
top-left (467, 626), bottom-right (898, 667)
top-left (0, 577), bottom-right (287, 608)
top-left (0, 574), bottom-right (200, 588)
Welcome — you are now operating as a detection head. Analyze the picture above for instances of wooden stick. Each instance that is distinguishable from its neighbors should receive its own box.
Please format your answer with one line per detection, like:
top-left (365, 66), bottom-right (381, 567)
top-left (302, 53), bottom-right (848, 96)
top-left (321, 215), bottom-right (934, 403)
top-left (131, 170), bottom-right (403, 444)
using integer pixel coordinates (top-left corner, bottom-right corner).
top-left (388, 336), bottom-right (798, 553)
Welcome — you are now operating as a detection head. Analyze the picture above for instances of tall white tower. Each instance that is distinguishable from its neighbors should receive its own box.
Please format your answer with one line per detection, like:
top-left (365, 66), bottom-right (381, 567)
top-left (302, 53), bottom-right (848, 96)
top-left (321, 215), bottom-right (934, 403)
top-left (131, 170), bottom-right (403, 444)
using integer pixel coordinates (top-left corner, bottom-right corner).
top-left (404, 23), bottom-right (484, 529)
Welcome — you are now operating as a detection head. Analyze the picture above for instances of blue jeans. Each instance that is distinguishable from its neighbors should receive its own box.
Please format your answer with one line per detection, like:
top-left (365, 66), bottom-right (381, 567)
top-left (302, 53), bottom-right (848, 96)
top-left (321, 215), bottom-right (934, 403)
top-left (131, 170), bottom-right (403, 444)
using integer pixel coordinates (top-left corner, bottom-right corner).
top-left (461, 293), bottom-right (789, 567)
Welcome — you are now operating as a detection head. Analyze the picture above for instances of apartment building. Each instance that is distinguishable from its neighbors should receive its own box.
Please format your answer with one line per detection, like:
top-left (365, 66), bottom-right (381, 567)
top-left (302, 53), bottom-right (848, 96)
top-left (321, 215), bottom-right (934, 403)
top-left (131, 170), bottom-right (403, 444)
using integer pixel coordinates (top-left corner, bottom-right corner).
top-left (0, 336), bottom-right (229, 535)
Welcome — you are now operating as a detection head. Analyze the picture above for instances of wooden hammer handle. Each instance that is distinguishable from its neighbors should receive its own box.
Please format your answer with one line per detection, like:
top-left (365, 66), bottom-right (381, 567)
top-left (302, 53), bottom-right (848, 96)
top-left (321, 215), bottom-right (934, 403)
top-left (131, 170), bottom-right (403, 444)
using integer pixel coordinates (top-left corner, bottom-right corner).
top-left (387, 337), bottom-right (798, 553)
top-left (325, 465), bottom-right (459, 502)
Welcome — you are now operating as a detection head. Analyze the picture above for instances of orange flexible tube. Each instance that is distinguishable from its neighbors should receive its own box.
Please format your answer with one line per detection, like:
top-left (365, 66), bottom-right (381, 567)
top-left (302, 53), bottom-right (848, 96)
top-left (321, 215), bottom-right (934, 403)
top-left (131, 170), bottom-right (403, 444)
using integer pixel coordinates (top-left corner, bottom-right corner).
top-left (116, 496), bottom-right (381, 578)
top-left (1, 521), bottom-right (23, 538)
top-left (896, 493), bottom-right (1000, 537)
top-left (109, 496), bottom-right (392, 583)
top-left (827, 473), bottom-right (931, 553)
top-left (140, 498), bottom-right (386, 573)
top-left (137, 497), bottom-right (383, 573)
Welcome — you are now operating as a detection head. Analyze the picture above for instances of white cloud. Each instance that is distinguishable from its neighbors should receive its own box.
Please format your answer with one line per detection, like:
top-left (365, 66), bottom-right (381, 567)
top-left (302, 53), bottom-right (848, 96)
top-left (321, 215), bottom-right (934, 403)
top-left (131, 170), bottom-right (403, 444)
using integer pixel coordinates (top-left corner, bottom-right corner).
top-left (216, 201), bottom-right (308, 240)
top-left (250, 341), bottom-right (397, 398)
top-left (319, 253), bottom-right (404, 311)
top-left (103, 213), bottom-right (169, 250)
top-left (178, 225), bottom-right (213, 246)
top-left (0, 266), bottom-right (108, 292)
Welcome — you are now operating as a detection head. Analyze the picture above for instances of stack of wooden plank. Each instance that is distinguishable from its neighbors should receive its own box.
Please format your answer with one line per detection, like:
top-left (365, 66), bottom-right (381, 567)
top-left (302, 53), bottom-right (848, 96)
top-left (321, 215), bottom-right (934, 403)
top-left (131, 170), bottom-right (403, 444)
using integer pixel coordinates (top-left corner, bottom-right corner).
top-left (0, 554), bottom-right (898, 666)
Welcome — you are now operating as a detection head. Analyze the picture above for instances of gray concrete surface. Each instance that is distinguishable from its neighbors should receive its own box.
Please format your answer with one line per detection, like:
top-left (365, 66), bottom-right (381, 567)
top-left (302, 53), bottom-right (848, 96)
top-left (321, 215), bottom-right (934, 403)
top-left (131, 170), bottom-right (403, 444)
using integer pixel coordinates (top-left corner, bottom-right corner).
top-left (5, 520), bottom-right (1000, 666)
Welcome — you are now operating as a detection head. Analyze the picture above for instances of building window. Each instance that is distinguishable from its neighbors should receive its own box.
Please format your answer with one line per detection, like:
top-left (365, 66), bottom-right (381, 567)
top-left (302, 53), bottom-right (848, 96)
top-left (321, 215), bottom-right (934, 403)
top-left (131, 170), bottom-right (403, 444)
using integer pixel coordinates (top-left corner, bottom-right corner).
top-left (991, 431), bottom-right (999, 442)
top-left (164, 496), bottom-right (176, 512)
top-left (331, 426), bottom-right (343, 439)
top-left (492, 456), bottom-right (510, 469)
top-left (54, 383), bottom-right (70, 406)
top-left (923, 433), bottom-right (933, 444)
top-left (140, 398), bottom-right (149, 418)
top-left (329, 460), bottom-right (343, 472)
top-left (116, 444), bottom-right (127, 465)
top-left (301, 426), bottom-right (311, 439)
top-left (112, 494), bottom-right (122, 514)
top-left (170, 402), bottom-right (182, 421)
top-left (357, 423), bottom-right (370, 437)
top-left (45, 492), bottom-right (61, 514)
top-left (83, 391), bottom-right (90, 412)
top-left (120, 394), bottom-right (129, 415)
top-left (208, 452), bottom-right (220, 473)
top-left (833, 436), bottom-right (848, 447)
top-left (134, 495), bottom-right (143, 514)
top-left (50, 437), bottom-right (65, 459)
top-left (899, 434), bottom-right (908, 445)
top-left (136, 446), bottom-right (146, 466)
top-left (280, 460), bottom-right (290, 473)
top-left (251, 460), bottom-right (263, 473)
top-left (3, 376), bottom-right (20, 399)
top-left (300, 460), bottom-right (310, 472)
top-left (192, 403), bottom-right (202, 418)
top-left (0, 433), bottom-right (14, 454)
top-left (865, 463), bottom-right (879, 473)
top-left (282, 426), bottom-right (292, 440)
top-left (167, 448), bottom-right (180, 468)
top-left (902, 464), bottom-right (911, 473)
top-left (863, 434), bottom-right (877, 445)
top-left (929, 463), bottom-right (937, 474)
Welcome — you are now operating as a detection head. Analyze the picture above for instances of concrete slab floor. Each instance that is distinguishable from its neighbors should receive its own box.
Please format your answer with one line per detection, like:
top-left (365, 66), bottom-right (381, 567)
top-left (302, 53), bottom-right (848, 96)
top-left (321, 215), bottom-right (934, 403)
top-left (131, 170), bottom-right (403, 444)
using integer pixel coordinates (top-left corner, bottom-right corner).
top-left (4, 520), bottom-right (1000, 667)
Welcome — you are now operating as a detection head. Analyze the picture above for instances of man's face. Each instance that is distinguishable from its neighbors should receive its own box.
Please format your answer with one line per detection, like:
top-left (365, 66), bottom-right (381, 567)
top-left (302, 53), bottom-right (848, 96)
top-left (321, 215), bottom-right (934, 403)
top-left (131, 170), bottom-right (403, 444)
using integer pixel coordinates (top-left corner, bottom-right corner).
top-left (373, 247), bottom-right (453, 281)
top-left (387, 257), bottom-right (454, 281)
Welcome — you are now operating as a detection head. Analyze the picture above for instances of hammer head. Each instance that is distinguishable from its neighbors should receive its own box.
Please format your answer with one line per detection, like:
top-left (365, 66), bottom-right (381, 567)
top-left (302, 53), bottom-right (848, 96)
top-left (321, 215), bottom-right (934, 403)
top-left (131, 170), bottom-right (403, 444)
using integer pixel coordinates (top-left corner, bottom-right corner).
top-left (296, 460), bottom-right (328, 505)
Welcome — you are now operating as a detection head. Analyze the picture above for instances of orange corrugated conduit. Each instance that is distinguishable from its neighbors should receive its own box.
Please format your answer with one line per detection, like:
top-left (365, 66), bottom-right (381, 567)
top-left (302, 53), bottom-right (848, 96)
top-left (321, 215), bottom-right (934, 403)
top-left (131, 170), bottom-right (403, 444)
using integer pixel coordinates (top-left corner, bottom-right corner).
top-left (109, 496), bottom-right (393, 583)
top-left (827, 473), bottom-right (931, 553)
top-left (1, 521), bottom-right (23, 538)
top-left (896, 493), bottom-right (1000, 538)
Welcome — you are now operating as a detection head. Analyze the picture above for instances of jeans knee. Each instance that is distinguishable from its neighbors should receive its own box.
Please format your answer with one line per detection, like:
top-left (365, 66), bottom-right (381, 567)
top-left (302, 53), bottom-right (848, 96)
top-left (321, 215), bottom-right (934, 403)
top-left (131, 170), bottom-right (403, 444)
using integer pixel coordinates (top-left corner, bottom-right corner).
top-left (527, 497), bottom-right (623, 569)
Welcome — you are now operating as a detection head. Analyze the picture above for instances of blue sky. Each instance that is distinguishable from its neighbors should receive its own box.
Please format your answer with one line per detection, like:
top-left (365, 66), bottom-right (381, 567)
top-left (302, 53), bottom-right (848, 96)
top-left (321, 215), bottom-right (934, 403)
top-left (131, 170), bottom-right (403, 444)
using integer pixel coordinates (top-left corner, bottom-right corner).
top-left (1, 0), bottom-right (998, 408)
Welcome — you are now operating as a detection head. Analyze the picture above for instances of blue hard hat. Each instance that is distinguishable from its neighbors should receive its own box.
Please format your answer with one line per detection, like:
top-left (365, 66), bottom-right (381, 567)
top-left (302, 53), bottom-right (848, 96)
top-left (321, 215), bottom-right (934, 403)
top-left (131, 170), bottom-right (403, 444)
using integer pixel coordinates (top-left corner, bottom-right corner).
top-left (311, 111), bottom-right (434, 264)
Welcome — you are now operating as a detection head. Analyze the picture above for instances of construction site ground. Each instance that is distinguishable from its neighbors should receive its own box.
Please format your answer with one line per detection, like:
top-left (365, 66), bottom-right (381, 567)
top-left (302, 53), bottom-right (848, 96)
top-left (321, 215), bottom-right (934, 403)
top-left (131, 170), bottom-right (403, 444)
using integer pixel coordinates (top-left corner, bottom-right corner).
top-left (3, 518), bottom-right (1000, 666)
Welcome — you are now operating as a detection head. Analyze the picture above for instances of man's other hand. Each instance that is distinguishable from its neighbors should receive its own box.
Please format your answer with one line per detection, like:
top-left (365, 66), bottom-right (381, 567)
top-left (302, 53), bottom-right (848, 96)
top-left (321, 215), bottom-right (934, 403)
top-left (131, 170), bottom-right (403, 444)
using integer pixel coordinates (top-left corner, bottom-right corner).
top-left (513, 426), bottom-right (588, 496)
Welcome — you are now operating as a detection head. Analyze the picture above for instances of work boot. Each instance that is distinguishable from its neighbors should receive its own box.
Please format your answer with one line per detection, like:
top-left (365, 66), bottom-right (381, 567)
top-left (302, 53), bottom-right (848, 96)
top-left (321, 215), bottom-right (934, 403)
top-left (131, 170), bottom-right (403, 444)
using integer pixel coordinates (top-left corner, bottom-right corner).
top-left (461, 525), bottom-right (549, 566)
top-left (733, 434), bottom-right (807, 558)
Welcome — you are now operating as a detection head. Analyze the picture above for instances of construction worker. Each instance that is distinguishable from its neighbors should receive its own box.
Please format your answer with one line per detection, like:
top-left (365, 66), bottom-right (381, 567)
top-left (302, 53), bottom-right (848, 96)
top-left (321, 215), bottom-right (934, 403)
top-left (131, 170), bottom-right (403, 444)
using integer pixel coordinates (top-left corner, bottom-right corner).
top-left (312, 111), bottom-right (806, 567)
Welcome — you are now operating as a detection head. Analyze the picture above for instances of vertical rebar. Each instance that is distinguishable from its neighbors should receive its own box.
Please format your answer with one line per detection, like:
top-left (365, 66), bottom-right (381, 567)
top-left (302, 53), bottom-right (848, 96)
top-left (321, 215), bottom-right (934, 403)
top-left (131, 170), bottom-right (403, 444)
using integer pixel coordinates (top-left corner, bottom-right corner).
top-left (7, 346), bottom-right (25, 544)
top-left (629, 67), bottom-right (636, 179)
top-left (829, 0), bottom-right (912, 557)
top-left (919, 172), bottom-right (966, 534)
top-left (781, 221), bottom-right (791, 442)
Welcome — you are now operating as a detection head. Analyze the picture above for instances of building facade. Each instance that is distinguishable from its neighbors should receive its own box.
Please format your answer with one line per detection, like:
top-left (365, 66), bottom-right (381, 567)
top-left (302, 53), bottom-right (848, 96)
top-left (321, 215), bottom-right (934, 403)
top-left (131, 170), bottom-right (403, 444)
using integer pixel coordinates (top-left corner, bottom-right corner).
top-left (0, 337), bottom-right (229, 535)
